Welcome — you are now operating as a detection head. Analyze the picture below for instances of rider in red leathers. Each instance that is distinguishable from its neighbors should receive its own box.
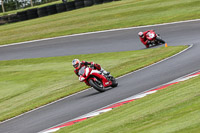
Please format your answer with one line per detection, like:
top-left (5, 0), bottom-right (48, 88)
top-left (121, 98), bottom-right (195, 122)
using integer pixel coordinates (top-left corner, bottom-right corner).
top-left (138, 30), bottom-right (153, 48)
top-left (72, 59), bottom-right (109, 78)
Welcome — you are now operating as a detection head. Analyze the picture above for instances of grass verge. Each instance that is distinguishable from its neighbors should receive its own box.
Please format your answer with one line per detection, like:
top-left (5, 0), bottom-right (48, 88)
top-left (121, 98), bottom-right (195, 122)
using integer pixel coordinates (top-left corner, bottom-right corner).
top-left (0, 46), bottom-right (186, 122)
top-left (57, 68), bottom-right (200, 133)
top-left (0, 0), bottom-right (200, 45)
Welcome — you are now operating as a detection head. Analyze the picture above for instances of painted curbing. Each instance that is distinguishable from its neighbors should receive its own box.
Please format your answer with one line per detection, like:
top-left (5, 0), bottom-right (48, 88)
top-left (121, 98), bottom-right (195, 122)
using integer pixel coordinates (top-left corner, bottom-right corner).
top-left (41, 70), bottom-right (200, 133)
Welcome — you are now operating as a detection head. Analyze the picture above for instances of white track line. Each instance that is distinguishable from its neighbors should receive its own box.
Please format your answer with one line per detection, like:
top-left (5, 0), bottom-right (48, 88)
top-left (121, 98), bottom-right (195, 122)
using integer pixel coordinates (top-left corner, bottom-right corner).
top-left (0, 19), bottom-right (196, 123)
top-left (0, 44), bottom-right (193, 124)
top-left (40, 69), bottom-right (200, 133)
top-left (0, 19), bottom-right (200, 48)
top-left (117, 44), bottom-right (193, 79)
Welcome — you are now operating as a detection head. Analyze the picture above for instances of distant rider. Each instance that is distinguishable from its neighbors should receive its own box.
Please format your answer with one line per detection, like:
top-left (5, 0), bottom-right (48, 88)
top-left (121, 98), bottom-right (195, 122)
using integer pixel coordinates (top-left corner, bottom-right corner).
top-left (138, 30), bottom-right (153, 48)
top-left (72, 59), bottom-right (110, 78)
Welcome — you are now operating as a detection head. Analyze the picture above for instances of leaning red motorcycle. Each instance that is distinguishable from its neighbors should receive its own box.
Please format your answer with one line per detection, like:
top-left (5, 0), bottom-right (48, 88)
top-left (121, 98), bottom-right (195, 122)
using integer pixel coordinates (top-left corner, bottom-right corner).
top-left (78, 66), bottom-right (118, 92)
top-left (146, 30), bottom-right (165, 47)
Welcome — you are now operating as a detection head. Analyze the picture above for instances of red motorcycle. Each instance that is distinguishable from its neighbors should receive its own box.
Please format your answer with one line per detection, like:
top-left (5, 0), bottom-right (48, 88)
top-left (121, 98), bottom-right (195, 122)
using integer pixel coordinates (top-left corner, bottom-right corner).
top-left (78, 66), bottom-right (118, 92)
top-left (146, 30), bottom-right (165, 47)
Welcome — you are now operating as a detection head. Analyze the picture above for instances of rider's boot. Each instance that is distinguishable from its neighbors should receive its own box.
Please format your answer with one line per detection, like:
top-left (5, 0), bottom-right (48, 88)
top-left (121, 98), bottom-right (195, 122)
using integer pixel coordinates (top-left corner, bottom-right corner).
top-left (100, 68), bottom-right (110, 75)
top-left (103, 70), bottom-right (110, 75)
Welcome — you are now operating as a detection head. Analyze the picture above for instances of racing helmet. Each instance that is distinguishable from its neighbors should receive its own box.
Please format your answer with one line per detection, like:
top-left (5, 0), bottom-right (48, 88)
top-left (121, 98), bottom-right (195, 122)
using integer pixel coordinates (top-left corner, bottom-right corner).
top-left (72, 59), bottom-right (81, 69)
top-left (138, 32), bottom-right (144, 37)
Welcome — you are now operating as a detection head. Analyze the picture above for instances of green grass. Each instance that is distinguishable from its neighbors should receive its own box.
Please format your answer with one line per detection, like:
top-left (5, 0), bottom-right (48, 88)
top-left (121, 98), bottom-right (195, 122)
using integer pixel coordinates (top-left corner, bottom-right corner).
top-left (0, 46), bottom-right (186, 122)
top-left (57, 68), bottom-right (200, 133)
top-left (0, 0), bottom-right (200, 45)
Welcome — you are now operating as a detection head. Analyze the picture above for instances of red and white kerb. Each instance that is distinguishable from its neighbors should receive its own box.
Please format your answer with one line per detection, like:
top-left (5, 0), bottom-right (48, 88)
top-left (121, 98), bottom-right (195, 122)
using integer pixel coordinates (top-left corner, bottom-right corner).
top-left (41, 71), bottom-right (200, 133)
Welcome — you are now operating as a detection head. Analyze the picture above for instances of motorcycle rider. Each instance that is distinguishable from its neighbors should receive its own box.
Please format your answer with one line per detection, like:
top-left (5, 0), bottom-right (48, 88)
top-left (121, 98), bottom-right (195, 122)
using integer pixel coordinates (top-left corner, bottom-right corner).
top-left (72, 59), bottom-right (110, 77)
top-left (138, 30), bottom-right (153, 48)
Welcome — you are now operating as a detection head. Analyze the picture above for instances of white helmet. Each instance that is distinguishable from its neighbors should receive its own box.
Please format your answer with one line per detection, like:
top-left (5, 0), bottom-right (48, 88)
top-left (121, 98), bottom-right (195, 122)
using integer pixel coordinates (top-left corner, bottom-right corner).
top-left (72, 59), bottom-right (81, 69)
top-left (138, 32), bottom-right (144, 37)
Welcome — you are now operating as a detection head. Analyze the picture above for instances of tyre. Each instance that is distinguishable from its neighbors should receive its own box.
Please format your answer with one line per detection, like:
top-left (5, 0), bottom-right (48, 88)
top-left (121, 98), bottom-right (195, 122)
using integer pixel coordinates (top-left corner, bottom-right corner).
top-left (75, 0), bottom-right (85, 9)
top-left (8, 14), bottom-right (18, 23)
top-left (56, 3), bottom-right (66, 13)
top-left (156, 37), bottom-right (165, 44)
top-left (84, 0), bottom-right (94, 7)
top-left (103, 0), bottom-right (113, 3)
top-left (110, 77), bottom-right (118, 87)
top-left (0, 16), bottom-right (8, 25)
top-left (17, 11), bottom-right (28, 21)
top-left (65, 1), bottom-right (76, 11)
top-left (93, 0), bottom-right (103, 4)
top-left (37, 7), bottom-right (48, 17)
top-left (27, 8), bottom-right (38, 19)
top-left (47, 5), bottom-right (57, 15)
top-left (89, 79), bottom-right (105, 92)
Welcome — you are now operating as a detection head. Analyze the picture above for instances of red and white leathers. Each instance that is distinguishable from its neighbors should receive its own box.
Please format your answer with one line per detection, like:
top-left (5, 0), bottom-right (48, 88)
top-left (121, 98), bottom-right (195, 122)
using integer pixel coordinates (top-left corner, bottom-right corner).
top-left (74, 61), bottom-right (102, 77)
top-left (139, 30), bottom-right (153, 48)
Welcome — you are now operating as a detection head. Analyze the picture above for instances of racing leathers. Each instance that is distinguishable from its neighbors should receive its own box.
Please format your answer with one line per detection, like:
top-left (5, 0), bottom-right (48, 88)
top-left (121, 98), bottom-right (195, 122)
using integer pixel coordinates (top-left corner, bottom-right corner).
top-left (74, 61), bottom-right (109, 77)
top-left (139, 30), bottom-right (152, 48)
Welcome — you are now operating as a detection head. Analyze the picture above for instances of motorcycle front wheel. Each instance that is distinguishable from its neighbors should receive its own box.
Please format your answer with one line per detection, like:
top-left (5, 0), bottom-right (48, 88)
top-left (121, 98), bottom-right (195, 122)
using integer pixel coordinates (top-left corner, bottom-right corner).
top-left (89, 79), bottom-right (105, 92)
top-left (110, 77), bottom-right (118, 88)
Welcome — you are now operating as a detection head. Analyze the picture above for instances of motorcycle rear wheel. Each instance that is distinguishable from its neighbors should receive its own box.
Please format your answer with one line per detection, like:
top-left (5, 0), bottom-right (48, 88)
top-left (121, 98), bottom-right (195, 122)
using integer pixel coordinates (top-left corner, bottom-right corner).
top-left (89, 79), bottom-right (105, 92)
top-left (156, 37), bottom-right (165, 44)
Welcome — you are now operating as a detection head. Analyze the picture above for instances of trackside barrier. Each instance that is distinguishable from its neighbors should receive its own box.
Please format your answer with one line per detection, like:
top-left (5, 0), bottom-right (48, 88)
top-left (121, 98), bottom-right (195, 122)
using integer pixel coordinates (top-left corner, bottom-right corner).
top-left (27, 8), bottom-right (39, 19)
top-left (0, 0), bottom-right (118, 25)
top-left (65, 1), bottom-right (76, 11)
top-left (46, 5), bottom-right (57, 15)
top-left (75, 0), bottom-right (85, 9)
top-left (56, 3), bottom-right (67, 13)
top-left (103, 0), bottom-right (113, 3)
top-left (7, 14), bottom-right (19, 23)
top-left (37, 7), bottom-right (48, 17)
top-left (17, 11), bottom-right (28, 21)
top-left (84, 0), bottom-right (94, 7)
top-left (93, 0), bottom-right (103, 4)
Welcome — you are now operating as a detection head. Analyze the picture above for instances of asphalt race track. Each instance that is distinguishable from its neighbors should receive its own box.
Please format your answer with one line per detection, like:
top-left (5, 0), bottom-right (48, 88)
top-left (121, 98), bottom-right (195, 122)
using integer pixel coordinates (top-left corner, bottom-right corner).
top-left (0, 20), bottom-right (200, 133)
top-left (1, 20), bottom-right (200, 61)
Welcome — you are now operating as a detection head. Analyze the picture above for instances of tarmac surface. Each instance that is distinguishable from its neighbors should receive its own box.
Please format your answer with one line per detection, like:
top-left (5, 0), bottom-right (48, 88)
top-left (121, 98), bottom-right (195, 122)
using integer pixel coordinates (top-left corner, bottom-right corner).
top-left (0, 20), bottom-right (200, 133)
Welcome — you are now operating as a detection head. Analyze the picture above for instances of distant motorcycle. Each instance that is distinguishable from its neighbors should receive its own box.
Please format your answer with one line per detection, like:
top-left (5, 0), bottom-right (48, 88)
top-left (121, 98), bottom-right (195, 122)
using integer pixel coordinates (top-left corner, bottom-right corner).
top-left (146, 30), bottom-right (165, 47)
top-left (78, 66), bottom-right (118, 92)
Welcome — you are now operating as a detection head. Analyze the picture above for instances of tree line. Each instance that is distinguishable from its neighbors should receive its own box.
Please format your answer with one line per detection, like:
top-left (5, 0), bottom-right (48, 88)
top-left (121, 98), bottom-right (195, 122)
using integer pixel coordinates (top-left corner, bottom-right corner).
top-left (0, 0), bottom-right (59, 13)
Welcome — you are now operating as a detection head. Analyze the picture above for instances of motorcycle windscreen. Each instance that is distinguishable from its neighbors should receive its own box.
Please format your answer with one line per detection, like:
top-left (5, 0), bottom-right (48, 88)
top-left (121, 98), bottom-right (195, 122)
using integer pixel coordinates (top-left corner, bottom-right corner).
top-left (78, 66), bottom-right (86, 76)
